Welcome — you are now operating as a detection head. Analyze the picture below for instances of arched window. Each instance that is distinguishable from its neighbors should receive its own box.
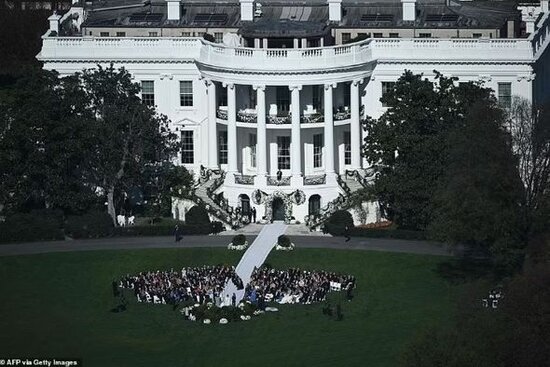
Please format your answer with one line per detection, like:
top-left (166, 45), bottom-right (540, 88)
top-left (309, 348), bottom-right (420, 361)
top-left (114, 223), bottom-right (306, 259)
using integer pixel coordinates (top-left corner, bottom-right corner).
top-left (309, 195), bottom-right (321, 216)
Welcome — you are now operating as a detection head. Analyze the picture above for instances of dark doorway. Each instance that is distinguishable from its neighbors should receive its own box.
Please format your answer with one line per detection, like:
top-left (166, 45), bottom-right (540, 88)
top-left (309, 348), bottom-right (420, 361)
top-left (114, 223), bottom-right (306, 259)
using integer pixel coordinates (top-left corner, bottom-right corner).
top-left (239, 194), bottom-right (251, 215)
top-left (309, 194), bottom-right (321, 216)
top-left (272, 198), bottom-right (285, 221)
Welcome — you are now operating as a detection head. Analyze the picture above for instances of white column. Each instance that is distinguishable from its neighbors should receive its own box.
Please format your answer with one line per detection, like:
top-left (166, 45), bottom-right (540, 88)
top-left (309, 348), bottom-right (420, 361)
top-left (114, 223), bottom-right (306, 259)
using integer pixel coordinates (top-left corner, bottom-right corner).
top-left (324, 84), bottom-right (335, 176)
top-left (301, 38), bottom-right (307, 48)
top-left (350, 79), bottom-right (362, 170)
top-left (254, 38), bottom-right (260, 48)
top-left (226, 83), bottom-right (238, 175)
top-left (290, 85), bottom-right (302, 185)
top-left (262, 38), bottom-right (268, 48)
top-left (293, 38), bottom-right (299, 48)
top-left (206, 80), bottom-right (218, 169)
top-left (254, 85), bottom-right (267, 186)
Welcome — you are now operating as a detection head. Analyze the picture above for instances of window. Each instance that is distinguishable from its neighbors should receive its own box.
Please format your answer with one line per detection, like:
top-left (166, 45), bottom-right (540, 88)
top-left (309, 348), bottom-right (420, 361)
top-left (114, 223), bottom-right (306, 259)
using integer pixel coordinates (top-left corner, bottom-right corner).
top-left (249, 134), bottom-right (256, 168)
top-left (498, 82), bottom-right (512, 109)
top-left (313, 134), bottom-right (323, 168)
top-left (100, 32), bottom-right (109, 37)
top-left (116, 32), bottom-right (126, 37)
top-left (179, 81), bottom-right (193, 107)
top-left (214, 32), bottom-right (224, 43)
top-left (219, 131), bottom-right (228, 164)
top-left (218, 86), bottom-right (227, 107)
top-left (344, 131), bottom-right (351, 165)
top-left (341, 32), bottom-right (351, 43)
top-left (196, 32), bottom-right (205, 38)
top-left (312, 85), bottom-right (322, 111)
top-left (181, 131), bottom-right (194, 164)
top-left (247, 86), bottom-right (257, 108)
top-left (473, 33), bottom-right (482, 38)
top-left (181, 31), bottom-right (191, 37)
top-left (276, 86), bottom-right (290, 114)
top-left (389, 32), bottom-right (399, 38)
top-left (418, 33), bottom-right (432, 38)
top-left (381, 82), bottom-right (395, 107)
top-left (148, 31), bottom-right (158, 37)
top-left (343, 82), bottom-right (351, 108)
top-left (277, 136), bottom-right (291, 169)
top-left (141, 81), bottom-right (155, 106)
top-left (373, 33), bottom-right (383, 38)
top-left (358, 32), bottom-right (370, 39)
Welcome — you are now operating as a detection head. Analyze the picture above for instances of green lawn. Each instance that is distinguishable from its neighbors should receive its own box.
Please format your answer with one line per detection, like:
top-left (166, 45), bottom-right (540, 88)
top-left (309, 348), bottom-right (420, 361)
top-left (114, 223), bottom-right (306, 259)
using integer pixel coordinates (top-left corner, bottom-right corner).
top-left (0, 248), bottom-right (457, 367)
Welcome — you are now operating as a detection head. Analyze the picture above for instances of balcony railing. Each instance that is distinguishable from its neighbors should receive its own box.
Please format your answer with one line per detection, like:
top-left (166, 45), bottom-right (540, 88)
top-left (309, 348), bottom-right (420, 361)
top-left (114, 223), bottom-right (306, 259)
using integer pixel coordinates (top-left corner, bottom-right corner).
top-left (267, 176), bottom-right (291, 186)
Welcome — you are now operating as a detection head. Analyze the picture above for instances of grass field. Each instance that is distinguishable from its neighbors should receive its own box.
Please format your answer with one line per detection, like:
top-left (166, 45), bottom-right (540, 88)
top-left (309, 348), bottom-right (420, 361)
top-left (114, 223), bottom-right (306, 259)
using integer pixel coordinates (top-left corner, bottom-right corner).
top-left (0, 248), bottom-right (457, 367)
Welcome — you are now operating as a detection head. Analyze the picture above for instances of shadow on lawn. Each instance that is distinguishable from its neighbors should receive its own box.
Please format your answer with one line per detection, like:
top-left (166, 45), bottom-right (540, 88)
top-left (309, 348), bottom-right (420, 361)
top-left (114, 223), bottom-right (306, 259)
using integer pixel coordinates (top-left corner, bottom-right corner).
top-left (435, 258), bottom-right (494, 285)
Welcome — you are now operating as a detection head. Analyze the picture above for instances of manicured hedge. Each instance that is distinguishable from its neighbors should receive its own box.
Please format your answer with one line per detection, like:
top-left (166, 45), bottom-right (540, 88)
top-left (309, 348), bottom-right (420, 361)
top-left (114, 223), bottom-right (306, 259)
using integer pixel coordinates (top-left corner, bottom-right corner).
top-left (65, 211), bottom-right (114, 239)
top-left (324, 210), bottom-right (354, 236)
top-left (185, 206), bottom-right (210, 226)
top-left (232, 234), bottom-right (246, 246)
top-left (0, 210), bottom-right (64, 243)
top-left (277, 234), bottom-right (292, 248)
top-left (348, 227), bottom-right (427, 241)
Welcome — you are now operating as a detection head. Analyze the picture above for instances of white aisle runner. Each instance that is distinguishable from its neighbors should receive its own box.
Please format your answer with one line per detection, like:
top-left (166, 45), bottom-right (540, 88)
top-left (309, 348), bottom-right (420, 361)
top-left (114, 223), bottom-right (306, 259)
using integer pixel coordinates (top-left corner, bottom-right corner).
top-left (222, 222), bottom-right (287, 303)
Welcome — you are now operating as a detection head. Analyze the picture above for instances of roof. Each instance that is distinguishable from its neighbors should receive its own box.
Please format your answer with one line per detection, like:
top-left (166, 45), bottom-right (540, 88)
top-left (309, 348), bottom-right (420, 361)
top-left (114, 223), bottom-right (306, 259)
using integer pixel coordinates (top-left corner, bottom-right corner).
top-left (80, 0), bottom-right (520, 31)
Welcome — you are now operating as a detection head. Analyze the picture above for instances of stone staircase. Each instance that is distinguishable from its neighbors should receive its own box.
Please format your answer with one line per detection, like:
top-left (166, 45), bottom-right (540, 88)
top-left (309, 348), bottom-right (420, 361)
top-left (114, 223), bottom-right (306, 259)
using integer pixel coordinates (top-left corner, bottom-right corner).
top-left (304, 169), bottom-right (372, 230)
top-left (192, 170), bottom-right (242, 229)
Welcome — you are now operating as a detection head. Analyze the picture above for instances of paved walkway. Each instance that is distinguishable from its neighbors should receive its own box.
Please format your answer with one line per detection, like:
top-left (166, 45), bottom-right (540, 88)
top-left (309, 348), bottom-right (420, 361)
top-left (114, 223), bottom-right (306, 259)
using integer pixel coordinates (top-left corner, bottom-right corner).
top-left (222, 222), bottom-right (287, 302)
top-left (0, 235), bottom-right (453, 257)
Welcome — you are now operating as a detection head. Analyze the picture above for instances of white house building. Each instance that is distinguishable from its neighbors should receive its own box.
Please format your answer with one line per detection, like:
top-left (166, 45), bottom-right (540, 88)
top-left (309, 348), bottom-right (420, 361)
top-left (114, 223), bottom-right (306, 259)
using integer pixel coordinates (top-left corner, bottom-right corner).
top-left (38, 0), bottom-right (550, 229)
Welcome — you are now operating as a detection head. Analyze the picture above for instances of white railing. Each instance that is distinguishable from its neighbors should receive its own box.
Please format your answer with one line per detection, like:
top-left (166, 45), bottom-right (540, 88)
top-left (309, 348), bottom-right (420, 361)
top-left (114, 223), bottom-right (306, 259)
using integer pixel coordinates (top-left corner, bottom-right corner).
top-left (532, 12), bottom-right (550, 58)
top-left (39, 32), bottom-right (543, 70)
top-left (197, 41), bottom-right (372, 70)
top-left (38, 36), bottom-right (203, 61)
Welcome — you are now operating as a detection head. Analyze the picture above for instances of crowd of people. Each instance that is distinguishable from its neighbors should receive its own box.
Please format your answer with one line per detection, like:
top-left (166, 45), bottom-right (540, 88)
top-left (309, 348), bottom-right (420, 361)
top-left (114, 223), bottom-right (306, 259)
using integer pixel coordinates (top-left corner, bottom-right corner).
top-left (246, 266), bottom-right (355, 305)
top-left (118, 265), bottom-right (242, 306)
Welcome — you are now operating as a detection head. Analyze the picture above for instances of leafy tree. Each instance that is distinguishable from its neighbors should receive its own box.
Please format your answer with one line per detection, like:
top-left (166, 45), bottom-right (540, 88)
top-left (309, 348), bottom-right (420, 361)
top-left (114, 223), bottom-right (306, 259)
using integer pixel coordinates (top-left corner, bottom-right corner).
top-left (428, 101), bottom-right (524, 272)
top-left (79, 64), bottom-right (180, 225)
top-left (0, 69), bottom-right (97, 214)
top-left (362, 71), bottom-right (493, 230)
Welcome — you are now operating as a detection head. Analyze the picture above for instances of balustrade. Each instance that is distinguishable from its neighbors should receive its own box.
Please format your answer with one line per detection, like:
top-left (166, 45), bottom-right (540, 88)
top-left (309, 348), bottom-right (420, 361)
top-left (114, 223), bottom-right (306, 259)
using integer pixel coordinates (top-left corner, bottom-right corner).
top-left (267, 176), bottom-right (291, 186)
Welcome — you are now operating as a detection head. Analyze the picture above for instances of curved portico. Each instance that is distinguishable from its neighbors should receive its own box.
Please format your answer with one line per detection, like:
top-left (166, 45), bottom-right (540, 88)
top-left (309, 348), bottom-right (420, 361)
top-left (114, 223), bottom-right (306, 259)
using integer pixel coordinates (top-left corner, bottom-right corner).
top-left (197, 41), bottom-right (374, 198)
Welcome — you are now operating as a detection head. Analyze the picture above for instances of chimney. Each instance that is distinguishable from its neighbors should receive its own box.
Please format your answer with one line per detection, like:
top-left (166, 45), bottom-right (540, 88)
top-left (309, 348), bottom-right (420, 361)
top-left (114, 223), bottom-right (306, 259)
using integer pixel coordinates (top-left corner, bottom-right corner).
top-left (402, 0), bottom-right (416, 22)
top-left (48, 11), bottom-right (62, 34)
top-left (240, 0), bottom-right (254, 21)
top-left (328, 0), bottom-right (342, 22)
top-left (542, 0), bottom-right (549, 13)
top-left (166, 0), bottom-right (181, 21)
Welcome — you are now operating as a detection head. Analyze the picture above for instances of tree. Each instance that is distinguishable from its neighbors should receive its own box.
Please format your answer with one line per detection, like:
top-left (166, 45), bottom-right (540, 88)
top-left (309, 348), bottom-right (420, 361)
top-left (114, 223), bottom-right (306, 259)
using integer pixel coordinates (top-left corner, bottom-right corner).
top-left (362, 71), bottom-right (494, 230)
top-left (79, 64), bottom-right (180, 225)
top-left (428, 101), bottom-right (524, 272)
top-left (507, 97), bottom-right (550, 234)
top-left (0, 69), bottom-right (97, 214)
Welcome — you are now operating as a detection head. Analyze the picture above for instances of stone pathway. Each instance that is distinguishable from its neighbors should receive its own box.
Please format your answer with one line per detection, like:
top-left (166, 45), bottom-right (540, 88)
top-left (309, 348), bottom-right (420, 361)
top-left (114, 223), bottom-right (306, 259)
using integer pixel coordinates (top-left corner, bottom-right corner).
top-left (224, 223), bottom-right (328, 237)
top-left (222, 222), bottom-right (287, 302)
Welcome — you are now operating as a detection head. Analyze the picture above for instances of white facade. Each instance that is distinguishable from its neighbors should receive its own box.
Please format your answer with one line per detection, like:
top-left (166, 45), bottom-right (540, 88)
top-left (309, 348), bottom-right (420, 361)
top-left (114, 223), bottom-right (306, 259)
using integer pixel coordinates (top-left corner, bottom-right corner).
top-left (38, 4), bottom-right (550, 228)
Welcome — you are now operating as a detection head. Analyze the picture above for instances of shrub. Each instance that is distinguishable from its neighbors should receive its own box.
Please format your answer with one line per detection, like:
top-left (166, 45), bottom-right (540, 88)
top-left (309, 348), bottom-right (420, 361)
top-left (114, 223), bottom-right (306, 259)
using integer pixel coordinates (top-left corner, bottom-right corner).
top-left (65, 211), bottom-right (114, 239)
top-left (232, 234), bottom-right (246, 246)
top-left (277, 235), bottom-right (291, 248)
top-left (185, 206), bottom-right (211, 226)
top-left (211, 221), bottom-right (224, 234)
top-left (0, 210), bottom-right (64, 243)
top-left (324, 210), bottom-right (354, 236)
